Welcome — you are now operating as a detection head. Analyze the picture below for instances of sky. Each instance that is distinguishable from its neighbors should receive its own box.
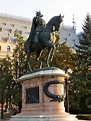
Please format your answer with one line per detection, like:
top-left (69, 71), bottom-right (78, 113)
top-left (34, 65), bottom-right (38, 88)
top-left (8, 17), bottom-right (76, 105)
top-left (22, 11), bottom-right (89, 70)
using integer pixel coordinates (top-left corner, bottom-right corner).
top-left (0, 0), bottom-right (91, 33)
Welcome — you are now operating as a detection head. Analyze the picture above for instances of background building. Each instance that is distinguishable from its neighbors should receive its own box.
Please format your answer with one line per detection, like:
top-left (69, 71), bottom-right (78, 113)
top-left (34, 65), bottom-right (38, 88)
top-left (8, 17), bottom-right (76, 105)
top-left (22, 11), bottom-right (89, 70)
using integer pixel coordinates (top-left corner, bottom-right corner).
top-left (0, 13), bottom-right (79, 58)
top-left (0, 13), bottom-right (31, 58)
top-left (59, 25), bottom-right (79, 48)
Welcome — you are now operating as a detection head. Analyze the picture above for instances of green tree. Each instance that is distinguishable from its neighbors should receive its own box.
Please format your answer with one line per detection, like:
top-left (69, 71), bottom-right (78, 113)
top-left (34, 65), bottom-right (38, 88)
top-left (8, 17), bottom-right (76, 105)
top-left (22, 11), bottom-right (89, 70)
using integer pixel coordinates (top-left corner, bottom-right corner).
top-left (70, 14), bottom-right (91, 113)
top-left (50, 44), bottom-right (76, 70)
top-left (13, 30), bottom-right (27, 78)
top-left (0, 56), bottom-right (13, 119)
top-left (11, 31), bottom-right (27, 111)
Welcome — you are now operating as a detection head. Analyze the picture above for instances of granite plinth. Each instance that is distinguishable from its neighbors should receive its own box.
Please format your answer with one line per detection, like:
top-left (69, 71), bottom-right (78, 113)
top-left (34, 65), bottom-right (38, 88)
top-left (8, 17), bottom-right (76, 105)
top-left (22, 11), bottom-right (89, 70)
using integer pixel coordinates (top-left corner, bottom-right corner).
top-left (10, 67), bottom-right (78, 121)
top-left (10, 114), bottom-right (79, 121)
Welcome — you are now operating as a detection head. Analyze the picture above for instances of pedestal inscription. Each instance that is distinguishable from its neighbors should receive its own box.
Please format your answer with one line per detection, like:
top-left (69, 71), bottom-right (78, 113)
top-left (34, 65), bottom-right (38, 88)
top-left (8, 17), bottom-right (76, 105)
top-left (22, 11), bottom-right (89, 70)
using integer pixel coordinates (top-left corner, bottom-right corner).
top-left (26, 87), bottom-right (39, 104)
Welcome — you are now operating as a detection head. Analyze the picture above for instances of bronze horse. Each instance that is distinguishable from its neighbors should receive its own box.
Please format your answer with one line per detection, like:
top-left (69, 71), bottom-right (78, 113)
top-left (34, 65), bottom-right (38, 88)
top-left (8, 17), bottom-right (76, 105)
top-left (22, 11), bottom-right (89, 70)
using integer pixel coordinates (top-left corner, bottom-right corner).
top-left (24, 14), bottom-right (64, 72)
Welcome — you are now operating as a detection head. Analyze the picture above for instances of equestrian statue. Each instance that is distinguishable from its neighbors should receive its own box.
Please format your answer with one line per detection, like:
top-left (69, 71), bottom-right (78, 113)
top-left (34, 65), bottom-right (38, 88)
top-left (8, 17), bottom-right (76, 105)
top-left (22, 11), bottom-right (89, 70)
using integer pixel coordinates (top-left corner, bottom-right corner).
top-left (24, 11), bottom-right (64, 72)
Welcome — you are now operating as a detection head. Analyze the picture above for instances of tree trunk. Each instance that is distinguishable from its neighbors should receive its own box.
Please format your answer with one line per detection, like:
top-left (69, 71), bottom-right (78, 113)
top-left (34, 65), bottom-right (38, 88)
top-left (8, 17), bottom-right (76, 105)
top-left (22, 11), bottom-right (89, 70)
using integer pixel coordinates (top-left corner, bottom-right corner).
top-left (1, 92), bottom-right (4, 119)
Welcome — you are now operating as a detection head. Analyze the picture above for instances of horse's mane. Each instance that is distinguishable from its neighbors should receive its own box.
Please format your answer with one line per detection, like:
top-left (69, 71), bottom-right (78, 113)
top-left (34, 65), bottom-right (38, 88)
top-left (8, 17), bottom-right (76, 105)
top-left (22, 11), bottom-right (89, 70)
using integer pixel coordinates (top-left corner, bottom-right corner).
top-left (46, 15), bottom-right (60, 27)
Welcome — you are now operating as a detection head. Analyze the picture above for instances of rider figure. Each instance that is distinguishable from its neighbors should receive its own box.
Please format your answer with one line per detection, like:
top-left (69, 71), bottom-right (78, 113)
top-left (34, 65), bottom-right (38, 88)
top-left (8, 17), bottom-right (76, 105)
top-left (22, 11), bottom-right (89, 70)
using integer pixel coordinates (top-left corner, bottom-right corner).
top-left (31, 11), bottom-right (46, 43)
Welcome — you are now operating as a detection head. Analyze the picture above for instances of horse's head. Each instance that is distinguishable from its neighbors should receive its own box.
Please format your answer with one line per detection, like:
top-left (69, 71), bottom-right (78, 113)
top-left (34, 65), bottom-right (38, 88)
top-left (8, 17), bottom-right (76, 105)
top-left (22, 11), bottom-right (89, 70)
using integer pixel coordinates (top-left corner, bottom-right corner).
top-left (54, 14), bottom-right (64, 31)
top-left (46, 14), bottom-right (64, 32)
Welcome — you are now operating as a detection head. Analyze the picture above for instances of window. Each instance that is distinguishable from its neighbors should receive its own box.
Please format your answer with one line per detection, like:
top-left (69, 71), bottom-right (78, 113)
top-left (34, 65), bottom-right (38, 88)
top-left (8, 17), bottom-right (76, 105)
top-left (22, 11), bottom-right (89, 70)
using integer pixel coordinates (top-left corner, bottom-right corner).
top-left (0, 46), bottom-right (1, 51)
top-left (68, 33), bottom-right (70, 36)
top-left (7, 46), bottom-right (10, 52)
top-left (9, 28), bottom-right (12, 33)
top-left (3, 23), bottom-right (6, 25)
top-left (20, 30), bottom-right (22, 34)
top-left (11, 24), bottom-right (14, 27)
top-left (23, 26), bottom-right (27, 29)
top-left (64, 38), bottom-right (67, 41)
top-left (0, 27), bottom-right (2, 32)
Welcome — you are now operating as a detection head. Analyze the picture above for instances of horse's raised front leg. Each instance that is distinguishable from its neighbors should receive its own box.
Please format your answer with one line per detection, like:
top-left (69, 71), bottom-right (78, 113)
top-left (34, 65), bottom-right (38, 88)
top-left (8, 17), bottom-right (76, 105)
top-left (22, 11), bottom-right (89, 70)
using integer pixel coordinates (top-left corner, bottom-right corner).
top-left (49, 46), bottom-right (55, 62)
top-left (46, 42), bottom-right (55, 67)
top-left (35, 50), bottom-right (42, 69)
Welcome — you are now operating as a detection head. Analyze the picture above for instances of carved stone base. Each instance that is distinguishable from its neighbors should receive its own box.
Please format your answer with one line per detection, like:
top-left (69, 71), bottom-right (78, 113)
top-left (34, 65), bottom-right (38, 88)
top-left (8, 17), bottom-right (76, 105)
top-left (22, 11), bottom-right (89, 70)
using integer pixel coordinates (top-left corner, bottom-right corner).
top-left (10, 113), bottom-right (84, 121)
top-left (9, 67), bottom-right (81, 121)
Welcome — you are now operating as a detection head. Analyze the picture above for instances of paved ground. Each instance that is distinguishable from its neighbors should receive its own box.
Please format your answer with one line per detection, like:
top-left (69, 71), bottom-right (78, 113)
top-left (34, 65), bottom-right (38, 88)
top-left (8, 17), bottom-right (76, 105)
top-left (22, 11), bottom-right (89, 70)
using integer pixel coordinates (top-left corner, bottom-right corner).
top-left (0, 119), bottom-right (10, 121)
top-left (0, 118), bottom-right (90, 121)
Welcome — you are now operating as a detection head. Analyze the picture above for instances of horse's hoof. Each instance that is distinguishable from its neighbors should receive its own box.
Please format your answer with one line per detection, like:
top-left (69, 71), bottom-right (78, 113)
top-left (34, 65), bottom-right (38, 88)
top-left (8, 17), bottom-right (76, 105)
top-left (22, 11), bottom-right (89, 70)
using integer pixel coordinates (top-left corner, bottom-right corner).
top-left (46, 64), bottom-right (50, 67)
top-left (26, 71), bottom-right (32, 74)
top-left (40, 62), bottom-right (42, 68)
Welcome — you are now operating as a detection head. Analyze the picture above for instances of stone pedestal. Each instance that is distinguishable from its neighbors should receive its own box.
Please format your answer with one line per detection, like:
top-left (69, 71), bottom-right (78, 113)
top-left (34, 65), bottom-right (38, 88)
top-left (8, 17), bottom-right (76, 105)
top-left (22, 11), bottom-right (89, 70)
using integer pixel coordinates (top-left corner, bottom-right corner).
top-left (10, 67), bottom-right (80, 121)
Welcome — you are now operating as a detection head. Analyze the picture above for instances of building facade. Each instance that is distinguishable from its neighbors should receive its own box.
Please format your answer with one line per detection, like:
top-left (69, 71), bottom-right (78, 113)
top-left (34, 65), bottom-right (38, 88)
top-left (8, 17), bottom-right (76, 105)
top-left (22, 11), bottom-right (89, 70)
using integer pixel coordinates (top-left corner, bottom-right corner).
top-left (0, 13), bottom-right (79, 58)
top-left (59, 25), bottom-right (79, 49)
top-left (0, 13), bottom-right (31, 58)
